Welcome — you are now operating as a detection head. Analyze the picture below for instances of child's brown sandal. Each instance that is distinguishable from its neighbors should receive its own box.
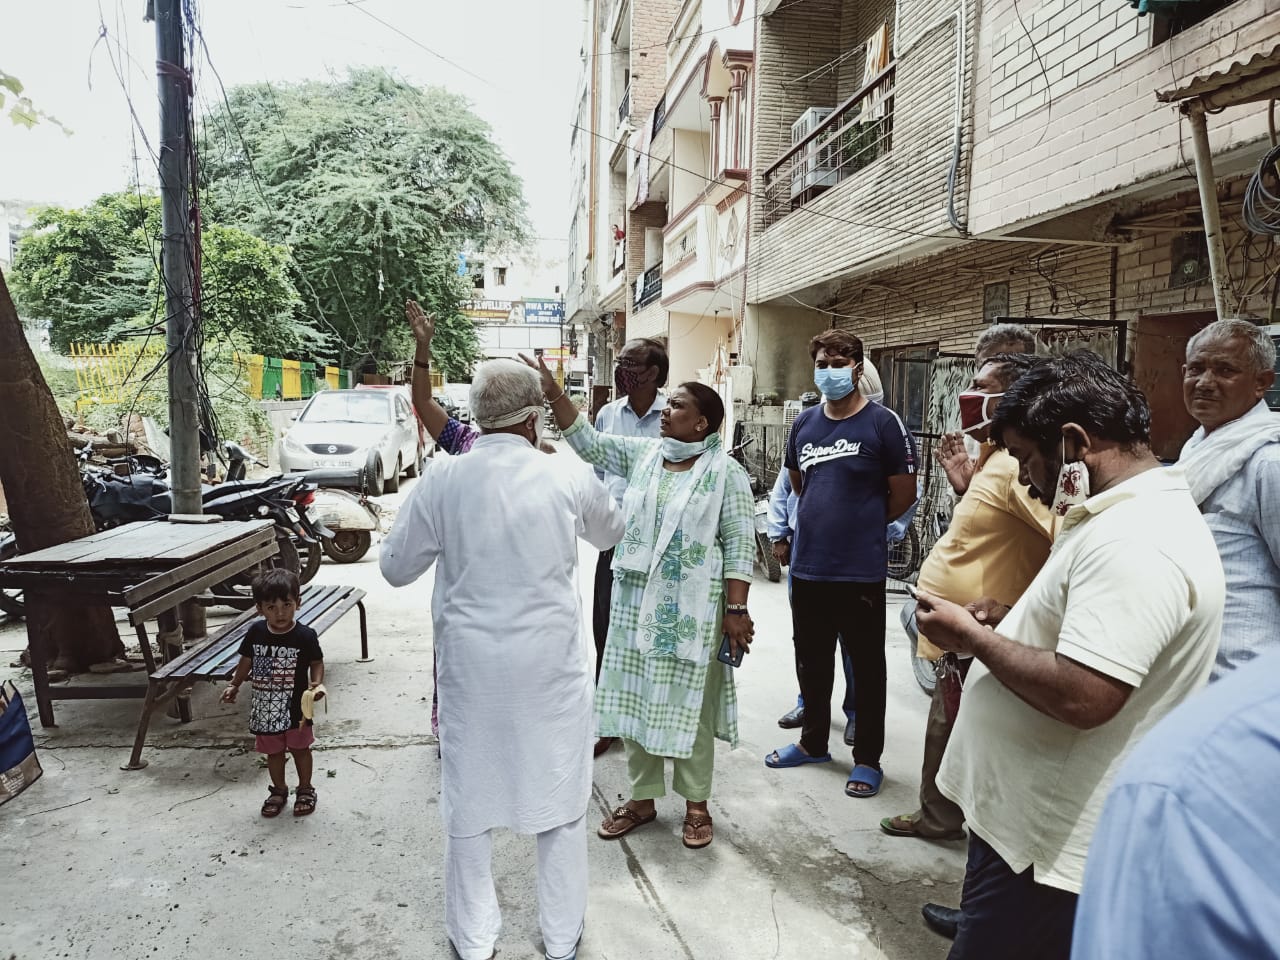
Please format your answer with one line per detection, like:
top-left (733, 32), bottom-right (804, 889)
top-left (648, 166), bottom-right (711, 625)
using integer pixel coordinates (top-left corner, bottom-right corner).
top-left (261, 785), bottom-right (289, 818)
top-left (293, 786), bottom-right (317, 817)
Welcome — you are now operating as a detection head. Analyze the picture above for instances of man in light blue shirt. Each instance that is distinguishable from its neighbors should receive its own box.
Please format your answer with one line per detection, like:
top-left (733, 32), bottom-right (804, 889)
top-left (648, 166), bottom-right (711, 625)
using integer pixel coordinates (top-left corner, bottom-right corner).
top-left (1072, 648), bottom-right (1280, 959)
top-left (590, 338), bottom-right (668, 757)
top-left (1178, 319), bottom-right (1280, 678)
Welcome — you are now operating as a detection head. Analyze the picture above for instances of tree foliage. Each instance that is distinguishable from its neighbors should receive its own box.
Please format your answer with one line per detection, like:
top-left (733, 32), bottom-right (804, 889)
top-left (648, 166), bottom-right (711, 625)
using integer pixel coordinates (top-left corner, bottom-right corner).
top-left (0, 69), bottom-right (69, 132)
top-left (9, 192), bottom-right (156, 351)
top-left (200, 68), bottom-right (528, 373)
top-left (8, 191), bottom-right (312, 356)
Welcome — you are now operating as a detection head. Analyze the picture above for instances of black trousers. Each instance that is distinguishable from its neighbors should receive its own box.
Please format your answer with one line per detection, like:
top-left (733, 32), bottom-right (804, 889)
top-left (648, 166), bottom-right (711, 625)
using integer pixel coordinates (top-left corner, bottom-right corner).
top-left (592, 548), bottom-right (614, 684)
top-left (948, 832), bottom-right (1077, 960)
top-left (791, 576), bottom-right (886, 767)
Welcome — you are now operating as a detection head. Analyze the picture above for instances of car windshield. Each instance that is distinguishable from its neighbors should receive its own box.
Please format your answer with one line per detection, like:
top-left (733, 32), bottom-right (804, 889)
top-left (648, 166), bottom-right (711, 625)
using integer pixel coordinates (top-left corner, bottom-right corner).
top-left (301, 392), bottom-right (391, 424)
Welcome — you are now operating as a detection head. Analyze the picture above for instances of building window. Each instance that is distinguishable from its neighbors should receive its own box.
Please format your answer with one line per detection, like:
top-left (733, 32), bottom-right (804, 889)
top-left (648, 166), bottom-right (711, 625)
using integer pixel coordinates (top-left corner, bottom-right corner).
top-left (1151, 0), bottom-right (1236, 43)
top-left (495, 267), bottom-right (508, 286)
top-left (874, 343), bottom-right (937, 433)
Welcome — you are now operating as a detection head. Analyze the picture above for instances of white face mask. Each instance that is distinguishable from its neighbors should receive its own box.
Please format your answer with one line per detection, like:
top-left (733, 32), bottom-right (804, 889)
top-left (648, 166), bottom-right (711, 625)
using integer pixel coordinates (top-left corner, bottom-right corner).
top-left (1051, 439), bottom-right (1090, 516)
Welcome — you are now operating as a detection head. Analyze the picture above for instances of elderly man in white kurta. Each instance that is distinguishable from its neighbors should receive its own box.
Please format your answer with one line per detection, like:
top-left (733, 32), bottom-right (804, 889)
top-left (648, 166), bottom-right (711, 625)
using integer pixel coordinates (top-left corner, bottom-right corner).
top-left (380, 359), bottom-right (624, 960)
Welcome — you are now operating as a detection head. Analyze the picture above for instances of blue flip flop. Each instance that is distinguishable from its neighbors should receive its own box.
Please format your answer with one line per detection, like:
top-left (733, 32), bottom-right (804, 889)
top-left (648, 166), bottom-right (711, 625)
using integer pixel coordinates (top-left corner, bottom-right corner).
top-left (765, 743), bottom-right (833, 768)
top-left (846, 764), bottom-right (884, 798)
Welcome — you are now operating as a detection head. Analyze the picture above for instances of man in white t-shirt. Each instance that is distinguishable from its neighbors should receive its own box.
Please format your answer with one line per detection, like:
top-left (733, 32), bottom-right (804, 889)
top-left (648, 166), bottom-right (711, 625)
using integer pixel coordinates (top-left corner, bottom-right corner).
top-left (914, 351), bottom-right (1225, 960)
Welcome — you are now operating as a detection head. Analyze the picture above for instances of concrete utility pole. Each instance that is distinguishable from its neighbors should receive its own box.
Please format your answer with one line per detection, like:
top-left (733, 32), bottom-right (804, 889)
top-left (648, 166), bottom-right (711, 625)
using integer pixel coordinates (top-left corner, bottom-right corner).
top-left (152, 0), bottom-right (206, 637)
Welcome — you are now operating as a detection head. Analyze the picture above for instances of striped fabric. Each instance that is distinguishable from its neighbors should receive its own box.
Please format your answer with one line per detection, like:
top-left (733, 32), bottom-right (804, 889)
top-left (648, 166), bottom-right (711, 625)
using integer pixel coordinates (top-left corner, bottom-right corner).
top-left (1199, 443), bottom-right (1280, 679)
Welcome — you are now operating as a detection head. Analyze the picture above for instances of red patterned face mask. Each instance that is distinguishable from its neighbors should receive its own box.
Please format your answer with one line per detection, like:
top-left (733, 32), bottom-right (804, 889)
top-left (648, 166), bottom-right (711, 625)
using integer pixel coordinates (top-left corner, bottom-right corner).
top-left (615, 364), bottom-right (644, 395)
top-left (1051, 440), bottom-right (1091, 516)
top-left (957, 391), bottom-right (1003, 434)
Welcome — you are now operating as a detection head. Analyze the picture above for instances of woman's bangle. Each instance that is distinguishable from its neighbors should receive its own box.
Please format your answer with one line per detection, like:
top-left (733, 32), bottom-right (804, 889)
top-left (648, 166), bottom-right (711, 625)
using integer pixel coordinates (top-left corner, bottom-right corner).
top-left (548, 390), bottom-right (566, 404)
top-left (725, 604), bottom-right (749, 615)
top-left (414, 359), bottom-right (431, 370)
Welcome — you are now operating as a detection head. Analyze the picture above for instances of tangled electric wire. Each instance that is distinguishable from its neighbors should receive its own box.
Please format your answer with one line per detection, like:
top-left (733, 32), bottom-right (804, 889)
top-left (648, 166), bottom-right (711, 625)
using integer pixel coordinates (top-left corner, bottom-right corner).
top-left (1242, 142), bottom-right (1280, 236)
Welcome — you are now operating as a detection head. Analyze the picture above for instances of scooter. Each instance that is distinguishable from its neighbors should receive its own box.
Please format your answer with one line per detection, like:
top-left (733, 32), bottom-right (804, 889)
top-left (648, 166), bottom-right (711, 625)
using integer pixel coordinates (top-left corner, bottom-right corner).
top-left (310, 487), bottom-right (381, 564)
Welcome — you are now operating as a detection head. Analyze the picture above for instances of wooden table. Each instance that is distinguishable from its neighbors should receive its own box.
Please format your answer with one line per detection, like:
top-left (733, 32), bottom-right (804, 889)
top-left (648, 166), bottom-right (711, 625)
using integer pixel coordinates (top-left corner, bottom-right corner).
top-left (0, 519), bottom-right (278, 728)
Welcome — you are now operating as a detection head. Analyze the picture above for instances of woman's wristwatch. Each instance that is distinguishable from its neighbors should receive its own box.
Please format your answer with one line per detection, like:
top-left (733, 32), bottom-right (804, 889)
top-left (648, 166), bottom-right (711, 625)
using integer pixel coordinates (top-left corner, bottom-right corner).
top-left (725, 603), bottom-right (749, 616)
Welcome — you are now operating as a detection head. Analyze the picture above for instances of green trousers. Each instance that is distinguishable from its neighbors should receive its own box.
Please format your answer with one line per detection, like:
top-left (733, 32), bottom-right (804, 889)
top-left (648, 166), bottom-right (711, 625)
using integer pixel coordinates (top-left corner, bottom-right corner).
top-left (625, 660), bottom-right (723, 803)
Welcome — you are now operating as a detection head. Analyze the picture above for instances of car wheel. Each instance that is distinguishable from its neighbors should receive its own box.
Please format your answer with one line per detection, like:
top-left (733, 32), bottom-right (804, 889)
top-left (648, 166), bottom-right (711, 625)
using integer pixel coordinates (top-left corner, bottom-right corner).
top-left (405, 446), bottom-right (422, 478)
top-left (385, 455), bottom-right (402, 493)
top-left (362, 453), bottom-right (385, 497)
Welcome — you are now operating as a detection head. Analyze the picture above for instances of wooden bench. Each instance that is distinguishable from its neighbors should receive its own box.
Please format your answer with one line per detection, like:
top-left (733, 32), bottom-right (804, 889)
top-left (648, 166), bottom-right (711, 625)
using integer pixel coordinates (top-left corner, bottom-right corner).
top-left (125, 583), bottom-right (369, 769)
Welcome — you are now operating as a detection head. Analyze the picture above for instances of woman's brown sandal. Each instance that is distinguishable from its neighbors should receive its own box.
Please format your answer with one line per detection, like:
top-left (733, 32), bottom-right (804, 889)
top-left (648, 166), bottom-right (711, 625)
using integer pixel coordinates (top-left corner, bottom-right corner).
top-left (261, 785), bottom-right (289, 818)
top-left (293, 786), bottom-right (317, 817)
top-left (597, 804), bottom-right (657, 840)
top-left (682, 811), bottom-right (713, 849)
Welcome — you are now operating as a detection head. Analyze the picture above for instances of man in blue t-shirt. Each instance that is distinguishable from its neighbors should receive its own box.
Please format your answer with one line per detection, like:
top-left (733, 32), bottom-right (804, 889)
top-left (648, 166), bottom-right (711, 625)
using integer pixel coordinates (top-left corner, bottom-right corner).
top-left (765, 329), bottom-right (917, 799)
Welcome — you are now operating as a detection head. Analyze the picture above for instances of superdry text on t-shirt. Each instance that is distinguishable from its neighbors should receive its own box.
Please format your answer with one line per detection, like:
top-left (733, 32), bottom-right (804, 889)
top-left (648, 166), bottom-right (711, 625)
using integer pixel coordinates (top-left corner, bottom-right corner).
top-left (785, 402), bottom-right (916, 582)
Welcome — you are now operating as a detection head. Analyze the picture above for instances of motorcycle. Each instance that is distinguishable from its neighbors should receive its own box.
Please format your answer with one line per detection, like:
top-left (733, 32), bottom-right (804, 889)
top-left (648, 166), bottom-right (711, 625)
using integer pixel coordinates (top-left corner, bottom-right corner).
top-left (80, 451), bottom-right (329, 592)
top-left (310, 487), bottom-right (381, 564)
top-left (223, 441), bottom-right (326, 582)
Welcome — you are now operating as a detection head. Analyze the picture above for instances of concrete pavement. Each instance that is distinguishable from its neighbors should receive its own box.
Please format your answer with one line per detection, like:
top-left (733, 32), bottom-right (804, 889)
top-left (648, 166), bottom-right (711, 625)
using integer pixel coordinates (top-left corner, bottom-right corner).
top-left (0, 474), bottom-right (965, 960)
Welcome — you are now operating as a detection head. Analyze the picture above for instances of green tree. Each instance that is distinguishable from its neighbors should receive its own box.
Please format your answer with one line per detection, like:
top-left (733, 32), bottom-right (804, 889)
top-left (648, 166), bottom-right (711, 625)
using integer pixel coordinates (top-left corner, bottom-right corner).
top-left (200, 68), bottom-right (528, 372)
top-left (9, 192), bottom-right (156, 351)
top-left (200, 224), bottom-right (318, 357)
top-left (9, 190), bottom-right (313, 356)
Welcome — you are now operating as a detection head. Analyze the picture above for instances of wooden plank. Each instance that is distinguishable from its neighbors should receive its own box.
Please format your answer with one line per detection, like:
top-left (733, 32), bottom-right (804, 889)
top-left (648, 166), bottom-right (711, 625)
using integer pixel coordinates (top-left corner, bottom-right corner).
top-left (147, 520), bottom-right (276, 561)
top-left (5, 524), bottom-right (148, 566)
top-left (7, 519), bottom-right (275, 570)
top-left (123, 525), bottom-right (277, 608)
top-left (127, 541), bottom-right (279, 624)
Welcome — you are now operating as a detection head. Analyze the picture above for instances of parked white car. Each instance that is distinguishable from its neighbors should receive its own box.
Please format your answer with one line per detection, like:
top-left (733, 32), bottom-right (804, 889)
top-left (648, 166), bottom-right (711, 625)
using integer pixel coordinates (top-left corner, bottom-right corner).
top-left (278, 389), bottom-right (422, 495)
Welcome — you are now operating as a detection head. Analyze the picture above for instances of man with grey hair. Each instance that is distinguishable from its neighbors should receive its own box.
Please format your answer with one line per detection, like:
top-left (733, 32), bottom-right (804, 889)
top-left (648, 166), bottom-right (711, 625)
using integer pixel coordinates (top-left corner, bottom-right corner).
top-left (1179, 318), bottom-right (1280, 677)
top-left (381, 359), bottom-right (624, 960)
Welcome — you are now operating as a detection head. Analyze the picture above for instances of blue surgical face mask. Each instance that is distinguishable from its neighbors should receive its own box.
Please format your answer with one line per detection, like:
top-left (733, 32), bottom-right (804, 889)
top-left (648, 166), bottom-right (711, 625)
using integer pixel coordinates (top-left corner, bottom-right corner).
top-left (814, 365), bottom-right (857, 401)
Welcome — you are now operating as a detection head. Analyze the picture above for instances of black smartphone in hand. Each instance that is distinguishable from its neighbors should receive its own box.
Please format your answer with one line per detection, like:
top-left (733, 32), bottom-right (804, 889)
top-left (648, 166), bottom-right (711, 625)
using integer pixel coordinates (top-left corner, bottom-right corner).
top-left (717, 634), bottom-right (744, 668)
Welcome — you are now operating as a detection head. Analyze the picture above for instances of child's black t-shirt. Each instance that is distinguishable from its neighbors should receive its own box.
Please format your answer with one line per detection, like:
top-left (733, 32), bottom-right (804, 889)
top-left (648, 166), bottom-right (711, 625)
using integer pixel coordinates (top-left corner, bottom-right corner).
top-left (238, 621), bottom-right (324, 735)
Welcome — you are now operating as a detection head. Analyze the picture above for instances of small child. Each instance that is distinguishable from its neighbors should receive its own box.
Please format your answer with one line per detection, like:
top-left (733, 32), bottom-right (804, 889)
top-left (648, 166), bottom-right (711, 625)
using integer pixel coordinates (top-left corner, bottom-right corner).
top-left (221, 569), bottom-right (325, 818)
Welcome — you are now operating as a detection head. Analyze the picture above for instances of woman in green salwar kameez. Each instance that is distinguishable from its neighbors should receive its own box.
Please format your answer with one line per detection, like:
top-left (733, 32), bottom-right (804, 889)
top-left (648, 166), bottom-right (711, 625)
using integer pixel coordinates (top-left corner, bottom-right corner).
top-left (526, 355), bottom-right (756, 850)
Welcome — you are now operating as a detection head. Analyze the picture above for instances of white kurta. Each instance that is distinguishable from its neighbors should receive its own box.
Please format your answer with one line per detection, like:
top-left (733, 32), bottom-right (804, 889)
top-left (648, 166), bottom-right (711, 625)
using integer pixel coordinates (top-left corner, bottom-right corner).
top-left (380, 434), bottom-right (623, 838)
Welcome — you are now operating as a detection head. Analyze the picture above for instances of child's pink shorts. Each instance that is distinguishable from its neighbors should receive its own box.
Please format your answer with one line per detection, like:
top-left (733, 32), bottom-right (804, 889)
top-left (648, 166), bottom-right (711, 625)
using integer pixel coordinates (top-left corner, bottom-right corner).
top-left (255, 726), bottom-right (315, 754)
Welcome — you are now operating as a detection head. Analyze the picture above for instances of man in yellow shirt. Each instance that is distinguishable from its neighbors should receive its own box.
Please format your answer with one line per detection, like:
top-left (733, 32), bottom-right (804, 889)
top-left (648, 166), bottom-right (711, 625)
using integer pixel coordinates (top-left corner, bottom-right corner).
top-left (882, 352), bottom-right (1055, 847)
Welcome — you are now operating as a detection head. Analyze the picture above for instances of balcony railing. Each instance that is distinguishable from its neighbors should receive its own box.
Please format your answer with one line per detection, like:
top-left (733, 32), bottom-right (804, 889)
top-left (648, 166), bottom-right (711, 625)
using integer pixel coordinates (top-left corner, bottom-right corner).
top-left (652, 95), bottom-right (667, 136)
top-left (618, 83), bottom-right (631, 128)
top-left (633, 264), bottom-right (662, 308)
top-left (613, 237), bottom-right (625, 276)
top-left (762, 63), bottom-right (896, 227)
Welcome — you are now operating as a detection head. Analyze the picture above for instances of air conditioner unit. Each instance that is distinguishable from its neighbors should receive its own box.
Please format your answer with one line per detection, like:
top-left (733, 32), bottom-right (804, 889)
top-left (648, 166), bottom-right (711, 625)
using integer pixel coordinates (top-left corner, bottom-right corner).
top-left (790, 107), bottom-right (839, 200)
top-left (783, 399), bottom-right (803, 426)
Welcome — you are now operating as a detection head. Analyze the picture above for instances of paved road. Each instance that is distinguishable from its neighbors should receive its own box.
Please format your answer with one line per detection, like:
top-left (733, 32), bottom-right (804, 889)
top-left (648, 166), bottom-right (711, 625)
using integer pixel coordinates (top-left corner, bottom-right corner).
top-left (0, 470), bottom-right (964, 959)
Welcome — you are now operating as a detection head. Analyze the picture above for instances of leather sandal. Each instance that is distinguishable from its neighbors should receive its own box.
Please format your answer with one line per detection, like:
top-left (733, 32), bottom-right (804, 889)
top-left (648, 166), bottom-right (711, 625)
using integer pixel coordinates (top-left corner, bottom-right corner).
top-left (682, 811), bottom-right (713, 849)
top-left (293, 785), bottom-right (317, 817)
top-left (597, 804), bottom-right (657, 840)
top-left (261, 785), bottom-right (288, 818)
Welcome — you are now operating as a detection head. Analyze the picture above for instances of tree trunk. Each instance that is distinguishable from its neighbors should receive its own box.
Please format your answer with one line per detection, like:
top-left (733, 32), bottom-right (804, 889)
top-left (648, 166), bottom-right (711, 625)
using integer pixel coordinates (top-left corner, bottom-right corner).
top-left (0, 267), bottom-right (123, 671)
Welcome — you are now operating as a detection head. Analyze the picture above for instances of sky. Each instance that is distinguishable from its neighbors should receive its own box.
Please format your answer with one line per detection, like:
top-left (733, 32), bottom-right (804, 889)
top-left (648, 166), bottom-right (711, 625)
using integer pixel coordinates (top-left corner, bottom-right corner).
top-left (0, 0), bottom-right (583, 240)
